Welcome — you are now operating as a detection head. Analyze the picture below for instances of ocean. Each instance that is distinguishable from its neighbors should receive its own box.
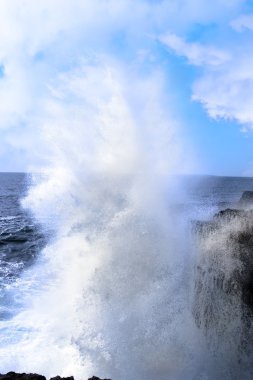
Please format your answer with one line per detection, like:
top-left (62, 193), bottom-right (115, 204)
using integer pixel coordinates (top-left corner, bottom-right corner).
top-left (0, 173), bottom-right (45, 320)
top-left (1, 173), bottom-right (253, 380)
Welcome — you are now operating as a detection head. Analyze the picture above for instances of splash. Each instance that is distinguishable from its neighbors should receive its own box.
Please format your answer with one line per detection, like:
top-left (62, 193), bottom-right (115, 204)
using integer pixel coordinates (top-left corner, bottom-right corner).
top-left (0, 61), bottom-right (198, 380)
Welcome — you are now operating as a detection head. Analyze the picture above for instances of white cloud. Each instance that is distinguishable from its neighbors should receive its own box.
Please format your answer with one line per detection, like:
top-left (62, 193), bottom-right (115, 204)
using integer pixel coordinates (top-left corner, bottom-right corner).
top-left (189, 33), bottom-right (253, 129)
top-left (231, 14), bottom-right (253, 31)
top-left (158, 14), bottom-right (253, 131)
top-left (159, 33), bottom-right (230, 66)
top-left (192, 63), bottom-right (253, 128)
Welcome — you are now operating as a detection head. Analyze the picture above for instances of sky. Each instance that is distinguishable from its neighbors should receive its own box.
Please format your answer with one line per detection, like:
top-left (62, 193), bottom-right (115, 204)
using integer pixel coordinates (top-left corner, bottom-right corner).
top-left (0, 0), bottom-right (253, 176)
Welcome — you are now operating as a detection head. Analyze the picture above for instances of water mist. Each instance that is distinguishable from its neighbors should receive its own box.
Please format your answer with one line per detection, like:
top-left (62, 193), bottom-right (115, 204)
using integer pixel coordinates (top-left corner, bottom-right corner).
top-left (0, 62), bottom-right (198, 380)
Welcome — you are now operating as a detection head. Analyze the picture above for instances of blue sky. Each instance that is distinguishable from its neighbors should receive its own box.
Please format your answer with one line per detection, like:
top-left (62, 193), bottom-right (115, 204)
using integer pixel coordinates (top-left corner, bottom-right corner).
top-left (0, 0), bottom-right (253, 176)
top-left (164, 50), bottom-right (253, 176)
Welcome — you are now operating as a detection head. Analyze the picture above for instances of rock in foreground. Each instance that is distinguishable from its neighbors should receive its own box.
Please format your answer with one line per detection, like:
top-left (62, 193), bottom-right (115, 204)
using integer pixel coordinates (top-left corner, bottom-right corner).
top-left (193, 191), bottom-right (253, 357)
top-left (0, 374), bottom-right (46, 380)
top-left (0, 373), bottom-right (111, 380)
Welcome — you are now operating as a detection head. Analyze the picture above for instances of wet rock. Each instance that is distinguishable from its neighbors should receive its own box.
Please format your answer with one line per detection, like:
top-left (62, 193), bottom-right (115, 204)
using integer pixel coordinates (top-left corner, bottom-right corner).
top-left (214, 208), bottom-right (246, 220)
top-left (0, 373), bottom-right (46, 380)
top-left (193, 191), bottom-right (253, 354)
top-left (0, 374), bottom-right (111, 380)
top-left (50, 377), bottom-right (74, 380)
top-left (193, 208), bottom-right (252, 236)
top-left (238, 191), bottom-right (253, 207)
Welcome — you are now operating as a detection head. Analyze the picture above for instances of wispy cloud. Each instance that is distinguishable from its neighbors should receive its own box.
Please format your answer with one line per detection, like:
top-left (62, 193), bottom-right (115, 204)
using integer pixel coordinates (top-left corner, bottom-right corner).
top-left (231, 14), bottom-right (253, 32)
top-left (159, 33), bottom-right (230, 66)
top-left (158, 10), bottom-right (253, 131)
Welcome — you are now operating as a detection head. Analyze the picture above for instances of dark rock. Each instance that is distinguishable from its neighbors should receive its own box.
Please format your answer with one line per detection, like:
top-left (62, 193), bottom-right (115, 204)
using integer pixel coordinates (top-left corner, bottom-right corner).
top-left (0, 374), bottom-right (111, 380)
top-left (0, 373), bottom-right (46, 380)
top-left (193, 191), bottom-right (253, 354)
top-left (50, 377), bottom-right (74, 380)
top-left (214, 208), bottom-right (246, 220)
top-left (238, 190), bottom-right (253, 207)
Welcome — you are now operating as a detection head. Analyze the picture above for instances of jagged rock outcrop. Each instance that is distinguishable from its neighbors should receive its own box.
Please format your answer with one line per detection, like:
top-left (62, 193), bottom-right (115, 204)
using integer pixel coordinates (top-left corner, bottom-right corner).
top-left (238, 190), bottom-right (253, 207)
top-left (0, 373), bottom-right (46, 380)
top-left (0, 373), bottom-right (111, 380)
top-left (193, 194), bottom-right (253, 356)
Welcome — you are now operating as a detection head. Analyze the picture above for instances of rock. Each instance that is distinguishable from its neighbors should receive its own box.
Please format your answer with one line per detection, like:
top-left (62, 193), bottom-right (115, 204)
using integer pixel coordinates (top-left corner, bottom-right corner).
top-left (0, 373), bottom-right (46, 380)
top-left (214, 208), bottom-right (246, 220)
top-left (50, 377), bottom-right (74, 380)
top-left (238, 190), bottom-right (253, 207)
top-left (193, 191), bottom-right (253, 354)
top-left (0, 374), bottom-right (111, 380)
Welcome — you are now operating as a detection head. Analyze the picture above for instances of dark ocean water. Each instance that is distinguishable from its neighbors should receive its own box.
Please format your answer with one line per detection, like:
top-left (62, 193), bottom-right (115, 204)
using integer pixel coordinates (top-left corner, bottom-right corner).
top-left (0, 173), bottom-right (45, 319)
top-left (181, 175), bottom-right (253, 221)
top-left (184, 175), bottom-right (253, 205)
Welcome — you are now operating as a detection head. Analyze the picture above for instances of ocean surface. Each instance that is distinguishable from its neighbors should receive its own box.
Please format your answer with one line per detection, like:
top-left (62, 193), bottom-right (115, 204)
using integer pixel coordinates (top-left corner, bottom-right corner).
top-left (2, 173), bottom-right (253, 301)
top-left (1, 172), bottom-right (253, 379)
top-left (0, 173), bottom-right (45, 320)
